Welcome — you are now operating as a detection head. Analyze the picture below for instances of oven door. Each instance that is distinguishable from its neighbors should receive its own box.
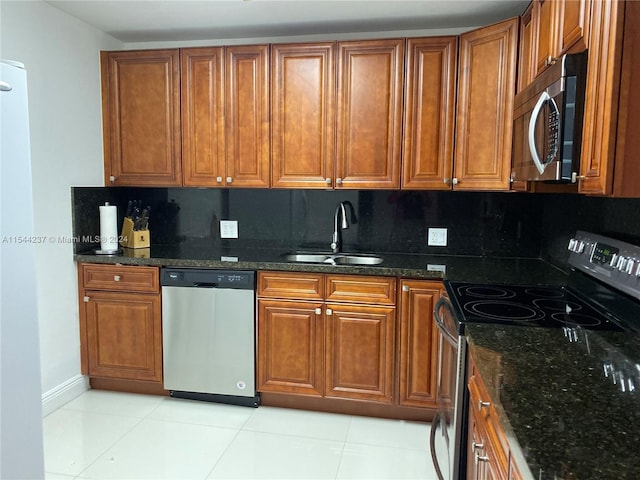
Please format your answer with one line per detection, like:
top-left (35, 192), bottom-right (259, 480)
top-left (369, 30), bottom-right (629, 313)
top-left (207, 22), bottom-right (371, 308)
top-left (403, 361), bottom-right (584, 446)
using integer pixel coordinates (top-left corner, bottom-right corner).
top-left (430, 296), bottom-right (466, 480)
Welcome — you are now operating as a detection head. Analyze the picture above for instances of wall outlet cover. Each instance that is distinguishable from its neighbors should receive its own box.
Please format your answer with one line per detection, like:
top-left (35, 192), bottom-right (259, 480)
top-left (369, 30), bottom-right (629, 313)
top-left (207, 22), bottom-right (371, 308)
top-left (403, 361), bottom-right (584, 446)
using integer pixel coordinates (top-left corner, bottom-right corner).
top-left (428, 228), bottom-right (448, 247)
top-left (220, 220), bottom-right (239, 239)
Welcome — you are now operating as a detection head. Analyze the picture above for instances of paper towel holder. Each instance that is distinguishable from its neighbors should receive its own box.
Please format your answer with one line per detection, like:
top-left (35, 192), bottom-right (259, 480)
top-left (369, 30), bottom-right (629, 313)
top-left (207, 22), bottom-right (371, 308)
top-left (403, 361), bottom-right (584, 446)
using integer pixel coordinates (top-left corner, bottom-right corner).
top-left (95, 202), bottom-right (122, 255)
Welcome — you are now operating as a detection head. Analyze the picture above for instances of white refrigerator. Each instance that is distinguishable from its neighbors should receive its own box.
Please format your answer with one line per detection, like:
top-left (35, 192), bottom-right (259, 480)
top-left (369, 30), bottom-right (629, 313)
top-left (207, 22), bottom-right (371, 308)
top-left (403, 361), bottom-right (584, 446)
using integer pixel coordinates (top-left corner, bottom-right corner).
top-left (0, 59), bottom-right (45, 478)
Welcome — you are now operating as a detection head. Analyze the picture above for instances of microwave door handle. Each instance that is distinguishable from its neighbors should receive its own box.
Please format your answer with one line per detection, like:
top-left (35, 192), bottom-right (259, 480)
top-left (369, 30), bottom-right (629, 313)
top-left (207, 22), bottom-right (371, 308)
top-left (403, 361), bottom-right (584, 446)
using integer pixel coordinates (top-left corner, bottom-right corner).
top-left (528, 91), bottom-right (550, 175)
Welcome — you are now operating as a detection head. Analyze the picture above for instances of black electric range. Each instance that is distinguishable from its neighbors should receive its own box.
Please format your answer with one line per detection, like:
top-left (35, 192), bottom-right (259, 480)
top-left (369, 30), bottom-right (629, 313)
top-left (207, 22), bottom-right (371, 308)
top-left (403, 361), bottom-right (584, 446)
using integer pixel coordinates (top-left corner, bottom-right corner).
top-left (446, 282), bottom-right (625, 331)
top-left (445, 230), bottom-right (640, 334)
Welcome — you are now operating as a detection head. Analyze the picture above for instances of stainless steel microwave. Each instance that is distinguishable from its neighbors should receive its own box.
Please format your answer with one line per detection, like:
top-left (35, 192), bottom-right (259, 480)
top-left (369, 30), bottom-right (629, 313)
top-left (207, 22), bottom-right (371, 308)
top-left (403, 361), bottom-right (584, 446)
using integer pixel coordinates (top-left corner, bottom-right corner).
top-left (512, 51), bottom-right (588, 183)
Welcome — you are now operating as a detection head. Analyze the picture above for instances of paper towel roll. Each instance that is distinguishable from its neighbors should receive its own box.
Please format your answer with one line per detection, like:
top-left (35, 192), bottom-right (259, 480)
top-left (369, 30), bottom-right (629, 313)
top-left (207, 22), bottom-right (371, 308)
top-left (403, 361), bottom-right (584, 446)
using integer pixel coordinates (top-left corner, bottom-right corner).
top-left (99, 202), bottom-right (118, 252)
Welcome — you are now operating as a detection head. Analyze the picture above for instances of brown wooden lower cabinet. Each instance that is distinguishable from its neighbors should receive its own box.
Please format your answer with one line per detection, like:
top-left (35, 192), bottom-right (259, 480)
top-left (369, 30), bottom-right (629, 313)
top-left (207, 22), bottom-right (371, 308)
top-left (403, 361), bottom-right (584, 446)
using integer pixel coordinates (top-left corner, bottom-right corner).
top-left (325, 303), bottom-right (395, 403)
top-left (78, 263), bottom-right (164, 392)
top-left (257, 299), bottom-right (324, 396)
top-left (467, 352), bottom-right (524, 480)
top-left (257, 271), bottom-right (442, 418)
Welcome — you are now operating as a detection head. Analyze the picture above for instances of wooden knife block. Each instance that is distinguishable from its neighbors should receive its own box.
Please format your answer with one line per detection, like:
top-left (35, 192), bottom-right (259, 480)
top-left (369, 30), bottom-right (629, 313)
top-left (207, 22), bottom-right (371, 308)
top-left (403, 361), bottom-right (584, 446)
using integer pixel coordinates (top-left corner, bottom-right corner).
top-left (120, 217), bottom-right (150, 249)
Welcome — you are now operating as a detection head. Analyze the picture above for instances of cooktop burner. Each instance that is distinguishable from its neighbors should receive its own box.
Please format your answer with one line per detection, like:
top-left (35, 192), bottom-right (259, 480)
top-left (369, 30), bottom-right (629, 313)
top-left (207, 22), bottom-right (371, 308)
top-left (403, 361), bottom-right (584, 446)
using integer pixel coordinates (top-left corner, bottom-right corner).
top-left (447, 282), bottom-right (625, 331)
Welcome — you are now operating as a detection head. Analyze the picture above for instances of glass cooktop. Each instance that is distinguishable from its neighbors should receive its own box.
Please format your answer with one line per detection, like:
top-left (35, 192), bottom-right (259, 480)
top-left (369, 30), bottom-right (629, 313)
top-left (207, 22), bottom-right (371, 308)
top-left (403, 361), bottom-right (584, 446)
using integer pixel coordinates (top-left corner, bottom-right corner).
top-left (446, 282), bottom-right (626, 331)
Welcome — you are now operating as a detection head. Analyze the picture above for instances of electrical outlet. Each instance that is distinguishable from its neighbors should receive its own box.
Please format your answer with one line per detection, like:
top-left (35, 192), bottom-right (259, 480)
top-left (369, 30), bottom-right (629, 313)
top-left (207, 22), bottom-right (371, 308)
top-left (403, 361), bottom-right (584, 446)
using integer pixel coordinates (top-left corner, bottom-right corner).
top-left (220, 220), bottom-right (238, 239)
top-left (428, 228), bottom-right (447, 247)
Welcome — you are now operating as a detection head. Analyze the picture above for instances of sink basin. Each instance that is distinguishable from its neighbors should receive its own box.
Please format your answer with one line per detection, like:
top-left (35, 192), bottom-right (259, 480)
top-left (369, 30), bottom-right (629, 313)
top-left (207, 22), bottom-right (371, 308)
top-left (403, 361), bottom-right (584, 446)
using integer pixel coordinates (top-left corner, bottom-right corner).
top-left (332, 255), bottom-right (383, 265)
top-left (281, 252), bottom-right (383, 265)
top-left (282, 253), bottom-right (333, 263)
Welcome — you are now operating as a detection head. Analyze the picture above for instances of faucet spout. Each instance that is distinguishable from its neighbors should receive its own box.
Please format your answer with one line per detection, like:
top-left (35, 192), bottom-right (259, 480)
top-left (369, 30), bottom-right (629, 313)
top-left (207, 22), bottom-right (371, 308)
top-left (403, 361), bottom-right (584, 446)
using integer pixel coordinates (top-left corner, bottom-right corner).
top-left (330, 201), bottom-right (357, 253)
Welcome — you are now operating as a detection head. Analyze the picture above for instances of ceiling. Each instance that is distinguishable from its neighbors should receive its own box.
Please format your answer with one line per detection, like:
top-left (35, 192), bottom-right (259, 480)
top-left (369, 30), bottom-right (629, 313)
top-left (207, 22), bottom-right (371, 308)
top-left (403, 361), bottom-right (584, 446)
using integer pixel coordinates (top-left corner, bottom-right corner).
top-left (46, 0), bottom-right (529, 43)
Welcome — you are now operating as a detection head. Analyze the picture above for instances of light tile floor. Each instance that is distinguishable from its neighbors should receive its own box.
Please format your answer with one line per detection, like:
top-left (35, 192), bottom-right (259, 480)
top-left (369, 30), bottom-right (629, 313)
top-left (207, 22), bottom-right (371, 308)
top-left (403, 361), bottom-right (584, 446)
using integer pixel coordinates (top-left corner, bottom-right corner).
top-left (43, 390), bottom-right (441, 480)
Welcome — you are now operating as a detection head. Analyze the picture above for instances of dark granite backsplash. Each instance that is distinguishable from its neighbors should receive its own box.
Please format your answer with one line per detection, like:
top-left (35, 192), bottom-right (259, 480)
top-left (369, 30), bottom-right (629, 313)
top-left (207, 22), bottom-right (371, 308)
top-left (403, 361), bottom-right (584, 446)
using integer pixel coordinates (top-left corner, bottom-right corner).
top-left (71, 187), bottom-right (640, 259)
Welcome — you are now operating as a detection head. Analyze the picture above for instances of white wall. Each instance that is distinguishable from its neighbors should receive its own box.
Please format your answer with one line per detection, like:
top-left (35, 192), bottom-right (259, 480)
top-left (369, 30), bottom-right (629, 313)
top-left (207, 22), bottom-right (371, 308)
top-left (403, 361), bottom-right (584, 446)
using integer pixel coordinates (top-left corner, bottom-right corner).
top-left (0, 0), bottom-right (122, 414)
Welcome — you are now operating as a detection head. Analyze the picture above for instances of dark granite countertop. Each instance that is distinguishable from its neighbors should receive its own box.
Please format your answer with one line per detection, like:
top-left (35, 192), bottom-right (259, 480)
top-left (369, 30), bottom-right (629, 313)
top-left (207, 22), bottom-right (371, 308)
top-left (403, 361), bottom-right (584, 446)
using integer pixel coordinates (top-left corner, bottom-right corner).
top-left (467, 324), bottom-right (640, 480)
top-left (73, 241), bottom-right (568, 284)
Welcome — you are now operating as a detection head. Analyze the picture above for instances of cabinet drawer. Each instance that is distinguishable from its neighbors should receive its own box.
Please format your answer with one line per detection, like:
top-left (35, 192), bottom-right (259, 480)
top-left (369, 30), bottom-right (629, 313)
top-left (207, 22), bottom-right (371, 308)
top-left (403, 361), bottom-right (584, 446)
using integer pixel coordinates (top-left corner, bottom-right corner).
top-left (258, 271), bottom-right (324, 300)
top-left (468, 371), bottom-right (509, 475)
top-left (81, 264), bottom-right (159, 293)
top-left (326, 275), bottom-right (396, 305)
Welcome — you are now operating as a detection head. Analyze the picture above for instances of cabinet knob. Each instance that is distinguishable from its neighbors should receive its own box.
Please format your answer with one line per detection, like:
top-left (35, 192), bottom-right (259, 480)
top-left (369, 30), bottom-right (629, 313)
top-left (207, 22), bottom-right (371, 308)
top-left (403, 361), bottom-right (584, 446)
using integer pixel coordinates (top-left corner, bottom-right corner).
top-left (226, 177), bottom-right (232, 184)
top-left (335, 178), bottom-right (342, 185)
top-left (109, 175), bottom-right (115, 182)
top-left (472, 441), bottom-right (484, 451)
top-left (476, 454), bottom-right (490, 463)
top-left (452, 178), bottom-right (459, 185)
top-left (83, 296), bottom-right (90, 303)
top-left (315, 308), bottom-right (322, 315)
top-left (326, 308), bottom-right (333, 316)
top-left (478, 400), bottom-right (491, 411)
top-left (114, 275), bottom-right (121, 282)
top-left (216, 176), bottom-right (223, 183)
top-left (443, 178), bottom-right (450, 184)
top-left (402, 285), bottom-right (410, 292)
top-left (325, 178), bottom-right (332, 185)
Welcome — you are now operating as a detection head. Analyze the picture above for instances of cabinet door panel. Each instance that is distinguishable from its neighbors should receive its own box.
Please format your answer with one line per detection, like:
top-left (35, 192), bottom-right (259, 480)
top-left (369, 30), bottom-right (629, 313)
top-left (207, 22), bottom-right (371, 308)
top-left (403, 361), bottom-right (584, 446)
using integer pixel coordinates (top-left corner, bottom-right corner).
top-left (534, 0), bottom-right (559, 76)
top-left (271, 43), bottom-right (335, 188)
top-left (181, 47), bottom-right (225, 187)
top-left (325, 304), bottom-right (395, 403)
top-left (559, 0), bottom-right (590, 54)
top-left (454, 18), bottom-right (518, 190)
top-left (101, 50), bottom-right (181, 186)
top-left (85, 291), bottom-right (162, 381)
top-left (336, 39), bottom-right (403, 189)
top-left (257, 300), bottom-right (324, 396)
top-left (225, 45), bottom-right (270, 187)
top-left (399, 280), bottom-right (442, 408)
top-left (517, 4), bottom-right (536, 93)
top-left (402, 37), bottom-right (457, 189)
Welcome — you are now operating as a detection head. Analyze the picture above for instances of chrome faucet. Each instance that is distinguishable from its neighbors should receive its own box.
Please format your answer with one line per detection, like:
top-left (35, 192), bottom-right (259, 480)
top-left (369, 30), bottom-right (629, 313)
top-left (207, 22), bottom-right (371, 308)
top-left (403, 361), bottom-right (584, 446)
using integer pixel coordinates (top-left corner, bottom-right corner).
top-left (330, 201), bottom-right (357, 253)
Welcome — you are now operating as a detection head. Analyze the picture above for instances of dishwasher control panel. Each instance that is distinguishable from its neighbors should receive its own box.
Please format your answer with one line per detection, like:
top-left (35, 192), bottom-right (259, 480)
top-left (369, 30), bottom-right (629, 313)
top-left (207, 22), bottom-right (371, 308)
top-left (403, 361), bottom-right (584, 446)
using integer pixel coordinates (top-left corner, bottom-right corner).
top-left (161, 268), bottom-right (255, 289)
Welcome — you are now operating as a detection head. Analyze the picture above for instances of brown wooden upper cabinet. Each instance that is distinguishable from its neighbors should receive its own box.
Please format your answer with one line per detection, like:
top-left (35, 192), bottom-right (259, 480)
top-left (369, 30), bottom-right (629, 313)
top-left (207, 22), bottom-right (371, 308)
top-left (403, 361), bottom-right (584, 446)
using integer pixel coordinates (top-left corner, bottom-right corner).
top-left (181, 45), bottom-right (270, 188)
top-left (453, 18), bottom-right (519, 191)
top-left (270, 42), bottom-right (336, 189)
top-left (517, 0), bottom-right (590, 91)
top-left (336, 39), bottom-right (404, 189)
top-left (102, 46), bottom-right (269, 187)
top-left (101, 49), bottom-right (182, 186)
top-left (401, 37), bottom-right (457, 190)
top-left (579, 0), bottom-right (640, 197)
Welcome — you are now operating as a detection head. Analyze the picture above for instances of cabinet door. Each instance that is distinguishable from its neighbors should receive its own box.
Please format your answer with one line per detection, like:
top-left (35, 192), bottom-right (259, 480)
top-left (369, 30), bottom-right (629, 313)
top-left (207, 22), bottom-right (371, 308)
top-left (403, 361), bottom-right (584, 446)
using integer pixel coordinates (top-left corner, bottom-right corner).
top-left (271, 43), bottom-right (336, 189)
top-left (257, 299), bottom-right (324, 396)
top-left (101, 50), bottom-right (181, 186)
top-left (225, 45), bottom-right (270, 187)
top-left (534, 0), bottom-right (560, 76)
top-left (398, 280), bottom-right (442, 408)
top-left (517, 3), bottom-right (536, 94)
top-left (402, 37), bottom-right (457, 190)
top-left (454, 18), bottom-right (518, 191)
top-left (181, 47), bottom-right (225, 187)
top-left (558, 0), bottom-right (590, 54)
top-left (325, 303), bottom-right (395, 403)
top-left (579, 0), bottom-right (625, 195)
top-left (336, 39), bottom-right (404, 189)
top-left (84, 291), bottom-right (162, 381)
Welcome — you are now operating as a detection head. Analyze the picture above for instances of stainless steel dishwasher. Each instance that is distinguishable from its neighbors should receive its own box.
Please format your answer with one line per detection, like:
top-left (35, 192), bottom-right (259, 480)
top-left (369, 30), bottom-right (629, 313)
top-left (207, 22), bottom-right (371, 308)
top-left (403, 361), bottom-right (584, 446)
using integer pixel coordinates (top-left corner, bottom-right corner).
top-left (161, 268), bottom-right (259, 407)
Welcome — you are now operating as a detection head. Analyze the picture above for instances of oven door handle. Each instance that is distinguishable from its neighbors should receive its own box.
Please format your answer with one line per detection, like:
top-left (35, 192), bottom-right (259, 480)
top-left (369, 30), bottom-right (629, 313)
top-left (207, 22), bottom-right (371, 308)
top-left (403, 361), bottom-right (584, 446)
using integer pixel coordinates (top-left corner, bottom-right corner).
top-left (430, 413), bottom-right (446, 480)
top-left (434, 296), bottom-right (458, 348)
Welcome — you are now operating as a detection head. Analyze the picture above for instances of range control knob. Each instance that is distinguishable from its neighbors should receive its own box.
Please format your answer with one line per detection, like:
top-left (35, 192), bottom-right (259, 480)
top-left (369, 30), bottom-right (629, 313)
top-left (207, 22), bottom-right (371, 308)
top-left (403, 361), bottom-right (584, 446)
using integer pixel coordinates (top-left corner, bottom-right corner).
top-left (577, 241), bottom-right (586, 253)
top-left (610, 253), bottom-right (619, 267)
top-left (626, 259), bottom-right (636, 275)
top-left (568, 239), bottom-right (578, 251)
top-left (617, 256), bottom-right (627, 271)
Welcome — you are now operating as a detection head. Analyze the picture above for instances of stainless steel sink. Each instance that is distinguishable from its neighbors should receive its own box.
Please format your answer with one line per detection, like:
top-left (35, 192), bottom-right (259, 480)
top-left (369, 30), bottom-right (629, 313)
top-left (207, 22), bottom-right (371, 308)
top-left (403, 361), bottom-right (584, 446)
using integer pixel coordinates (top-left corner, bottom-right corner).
top-left (332, 254), bottom-right (383, 265)
top-left (281, 252), bottom-right (383, 265)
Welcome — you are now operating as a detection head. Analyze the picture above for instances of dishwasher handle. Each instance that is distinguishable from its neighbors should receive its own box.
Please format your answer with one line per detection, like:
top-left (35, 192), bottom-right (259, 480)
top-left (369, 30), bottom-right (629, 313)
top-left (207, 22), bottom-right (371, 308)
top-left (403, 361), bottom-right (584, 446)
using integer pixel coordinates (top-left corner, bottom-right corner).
top-left (193, 282), bottom-right (219, 288)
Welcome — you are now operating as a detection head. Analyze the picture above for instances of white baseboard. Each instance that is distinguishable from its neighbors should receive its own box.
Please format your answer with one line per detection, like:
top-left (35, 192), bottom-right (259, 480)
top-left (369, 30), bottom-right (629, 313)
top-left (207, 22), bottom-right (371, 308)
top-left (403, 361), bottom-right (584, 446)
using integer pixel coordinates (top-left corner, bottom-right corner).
top-left (41, 374), bottom-right (89, 417)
